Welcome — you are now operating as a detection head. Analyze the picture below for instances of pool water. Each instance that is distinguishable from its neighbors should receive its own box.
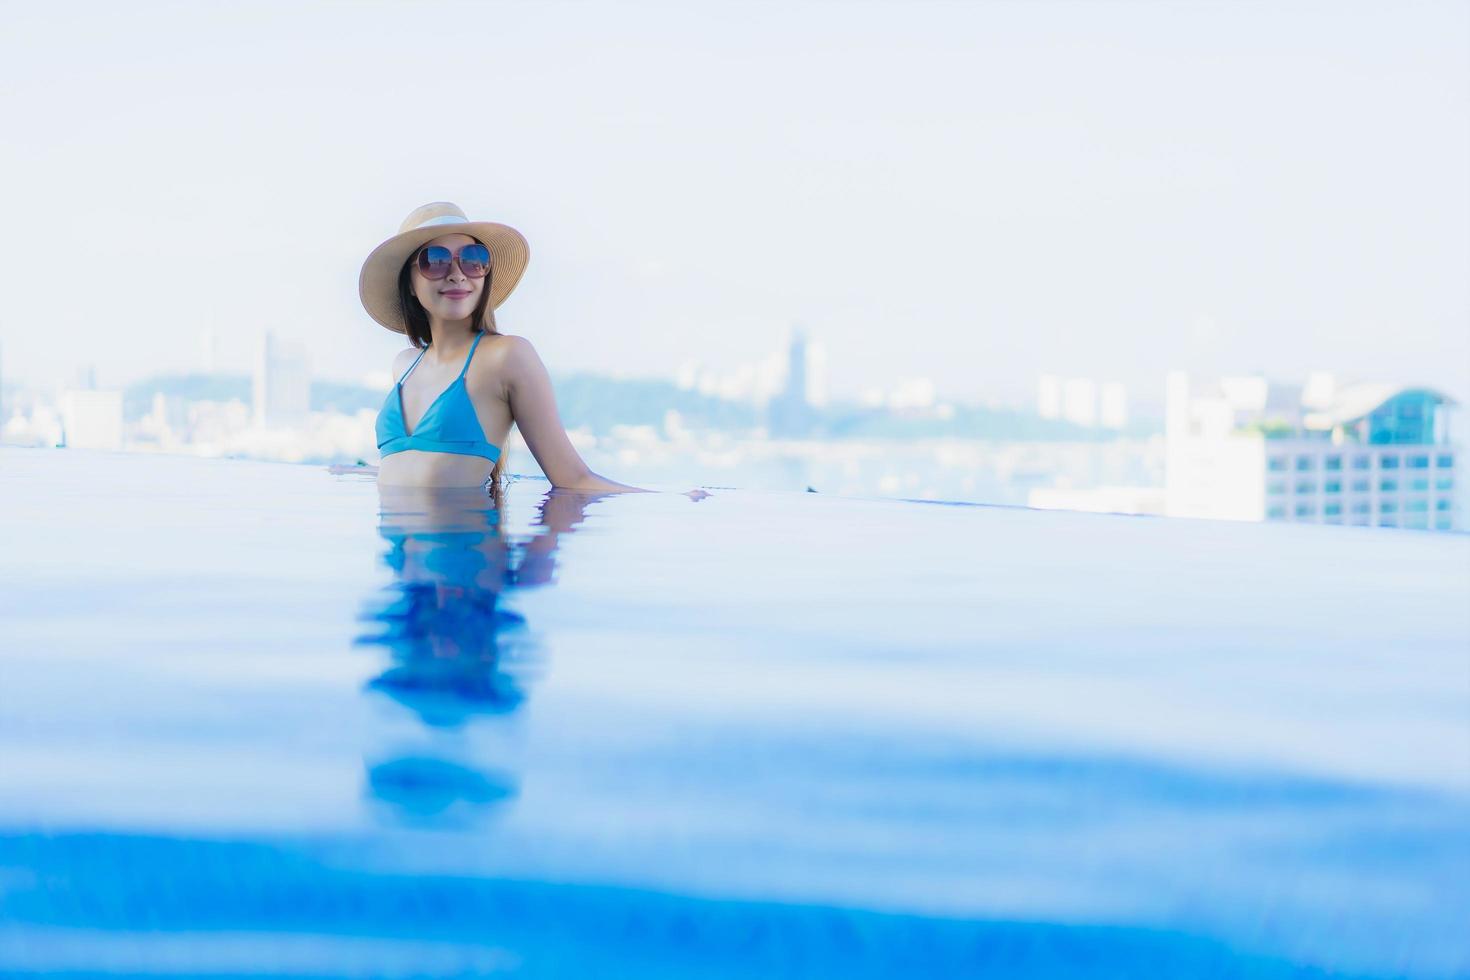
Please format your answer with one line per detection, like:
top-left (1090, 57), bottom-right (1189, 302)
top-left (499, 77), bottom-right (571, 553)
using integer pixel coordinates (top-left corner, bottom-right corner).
top-left (1, 446), bottom-right (1467, 978)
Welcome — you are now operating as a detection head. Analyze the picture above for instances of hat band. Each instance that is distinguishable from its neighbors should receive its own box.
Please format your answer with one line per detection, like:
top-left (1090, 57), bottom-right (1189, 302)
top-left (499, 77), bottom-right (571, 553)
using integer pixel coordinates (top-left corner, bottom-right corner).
top-left (416, 215), bottom-right (469, 229)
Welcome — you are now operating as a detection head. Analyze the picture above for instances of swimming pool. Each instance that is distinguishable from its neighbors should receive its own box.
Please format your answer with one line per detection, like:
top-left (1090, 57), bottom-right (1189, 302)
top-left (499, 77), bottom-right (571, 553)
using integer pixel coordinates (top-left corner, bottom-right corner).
top-left (1, 445), bottom-right (1467, 978)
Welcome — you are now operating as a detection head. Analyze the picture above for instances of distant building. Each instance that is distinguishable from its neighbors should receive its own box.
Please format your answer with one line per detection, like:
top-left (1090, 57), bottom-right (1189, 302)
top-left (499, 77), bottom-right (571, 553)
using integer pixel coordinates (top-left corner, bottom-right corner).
top-left (1037, 374), bottom-right (1063, 420)
top-left (136, 391), bottom-right (190, 449)
top-left (59, 388), bottom-right (124, 450)
top-left (1165, 371), bottom-right (1459, 531)
top-left (1037, 373), bottom-right (1127, 430)
top-left (1062, 378), bottom-right (1098, 427)
top-left (768, 326), bottom-right (818, 437)
top-left (253, 331), bottom-right (311, 430)
top-left (1100, 382), bottom-right (1128, 429)
top-left (805, 336), bottom-right (828, 409)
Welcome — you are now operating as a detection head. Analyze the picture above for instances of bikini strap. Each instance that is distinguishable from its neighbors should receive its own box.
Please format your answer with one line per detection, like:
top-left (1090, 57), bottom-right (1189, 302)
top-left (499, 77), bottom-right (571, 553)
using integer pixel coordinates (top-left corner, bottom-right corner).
top-left (457, 331), bottom-right (485, 380)
top-left (397, 345), bottom-right (429, 385)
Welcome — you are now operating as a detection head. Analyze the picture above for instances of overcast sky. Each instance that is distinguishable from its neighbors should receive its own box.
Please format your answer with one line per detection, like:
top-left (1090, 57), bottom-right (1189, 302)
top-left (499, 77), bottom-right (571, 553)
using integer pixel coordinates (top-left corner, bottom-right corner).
top-left (1, 0), bottom-right (1465, 414)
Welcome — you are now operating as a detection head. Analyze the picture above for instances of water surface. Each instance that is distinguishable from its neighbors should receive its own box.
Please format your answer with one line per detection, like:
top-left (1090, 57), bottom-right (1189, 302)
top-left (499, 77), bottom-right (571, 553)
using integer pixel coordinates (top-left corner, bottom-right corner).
top-left (1, 446), bottom-right (1467, 978)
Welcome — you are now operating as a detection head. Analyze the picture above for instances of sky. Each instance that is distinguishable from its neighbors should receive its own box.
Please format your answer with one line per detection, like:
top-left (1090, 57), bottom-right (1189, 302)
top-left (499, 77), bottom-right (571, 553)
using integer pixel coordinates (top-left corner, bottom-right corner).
top-left (1, 0), bottom-right (1466, 416)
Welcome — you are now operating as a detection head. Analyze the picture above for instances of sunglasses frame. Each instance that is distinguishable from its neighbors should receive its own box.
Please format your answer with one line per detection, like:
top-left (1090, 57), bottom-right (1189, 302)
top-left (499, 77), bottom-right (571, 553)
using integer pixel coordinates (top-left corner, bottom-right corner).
top-left (414, 242), bottom-right (492, 281)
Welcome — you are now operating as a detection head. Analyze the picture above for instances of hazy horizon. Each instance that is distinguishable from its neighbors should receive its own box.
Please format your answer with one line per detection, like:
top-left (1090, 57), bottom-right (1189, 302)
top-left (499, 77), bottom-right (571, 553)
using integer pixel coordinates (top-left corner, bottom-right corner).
top-left (2, 0), bottom-right (1466, 416)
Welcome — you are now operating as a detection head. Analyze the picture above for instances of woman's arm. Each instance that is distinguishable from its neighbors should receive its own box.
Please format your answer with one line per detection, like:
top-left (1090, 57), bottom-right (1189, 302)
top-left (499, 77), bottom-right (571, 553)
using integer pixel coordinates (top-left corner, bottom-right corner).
top-left (501, 335), bottom-right (651, 493)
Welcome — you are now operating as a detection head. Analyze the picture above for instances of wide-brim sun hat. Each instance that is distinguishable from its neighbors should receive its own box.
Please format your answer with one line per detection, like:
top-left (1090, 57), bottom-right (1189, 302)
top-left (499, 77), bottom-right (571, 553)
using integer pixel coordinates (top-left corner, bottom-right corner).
top-left (359, 201), bottom-right (530, 335)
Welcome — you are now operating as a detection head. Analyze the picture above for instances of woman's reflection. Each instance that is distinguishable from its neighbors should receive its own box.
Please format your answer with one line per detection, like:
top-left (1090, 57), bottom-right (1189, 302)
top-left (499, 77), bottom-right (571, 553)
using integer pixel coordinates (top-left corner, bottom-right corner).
top-left (353, 480), bottom-right (610, 826)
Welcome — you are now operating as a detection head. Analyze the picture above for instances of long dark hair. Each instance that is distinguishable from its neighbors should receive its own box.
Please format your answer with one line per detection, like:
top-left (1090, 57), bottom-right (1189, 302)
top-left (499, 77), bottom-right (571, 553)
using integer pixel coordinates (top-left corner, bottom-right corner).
top-left (395, 238), bottom-right (497, 350)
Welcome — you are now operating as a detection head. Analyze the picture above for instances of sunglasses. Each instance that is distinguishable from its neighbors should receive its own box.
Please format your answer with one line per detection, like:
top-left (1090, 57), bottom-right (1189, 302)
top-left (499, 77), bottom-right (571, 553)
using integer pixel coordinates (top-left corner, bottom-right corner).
top-left (415, 243), bottom-right (492, 280)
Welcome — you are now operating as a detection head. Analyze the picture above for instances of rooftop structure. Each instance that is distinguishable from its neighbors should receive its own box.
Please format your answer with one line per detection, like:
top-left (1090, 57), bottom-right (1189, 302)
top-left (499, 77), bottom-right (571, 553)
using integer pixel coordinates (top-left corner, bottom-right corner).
top-left (1165, 372), bottom-right (1460, 530)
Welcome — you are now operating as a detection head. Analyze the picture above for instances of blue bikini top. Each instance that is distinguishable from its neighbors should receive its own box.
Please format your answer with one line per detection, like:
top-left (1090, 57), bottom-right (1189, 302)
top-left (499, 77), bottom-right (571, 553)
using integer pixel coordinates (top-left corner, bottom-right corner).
top-left (376, 332), bottom-right (502, 462)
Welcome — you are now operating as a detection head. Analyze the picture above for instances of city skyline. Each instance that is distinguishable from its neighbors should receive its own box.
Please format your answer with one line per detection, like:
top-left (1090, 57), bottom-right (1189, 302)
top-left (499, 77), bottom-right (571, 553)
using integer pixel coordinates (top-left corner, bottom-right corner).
top-left (5, 324), bottom-right (1459, 531)
top-left (5, 322), bottom-right (1455, 433)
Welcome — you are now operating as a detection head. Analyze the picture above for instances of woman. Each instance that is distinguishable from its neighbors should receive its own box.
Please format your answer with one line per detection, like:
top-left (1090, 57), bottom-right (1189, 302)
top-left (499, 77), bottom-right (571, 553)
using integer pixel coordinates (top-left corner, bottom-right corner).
top-left (359, 201), bottom-right (706, 499)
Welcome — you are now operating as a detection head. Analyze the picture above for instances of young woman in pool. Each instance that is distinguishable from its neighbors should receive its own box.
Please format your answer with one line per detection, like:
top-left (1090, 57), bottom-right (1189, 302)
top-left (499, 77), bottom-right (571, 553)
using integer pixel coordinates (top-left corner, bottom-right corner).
top-left (359, 201), bottom-right (706, 499)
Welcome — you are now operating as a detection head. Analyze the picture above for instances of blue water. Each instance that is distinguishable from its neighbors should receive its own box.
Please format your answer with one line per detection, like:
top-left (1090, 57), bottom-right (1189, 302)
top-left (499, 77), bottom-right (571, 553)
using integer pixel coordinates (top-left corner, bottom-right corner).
top-left (1, 446), bottom-right (1467, 978)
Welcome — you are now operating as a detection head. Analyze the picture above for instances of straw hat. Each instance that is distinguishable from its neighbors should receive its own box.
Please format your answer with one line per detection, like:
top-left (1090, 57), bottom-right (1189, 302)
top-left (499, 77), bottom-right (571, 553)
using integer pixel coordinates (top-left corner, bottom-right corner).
top-left (359, 201), bottom-right (530, 335)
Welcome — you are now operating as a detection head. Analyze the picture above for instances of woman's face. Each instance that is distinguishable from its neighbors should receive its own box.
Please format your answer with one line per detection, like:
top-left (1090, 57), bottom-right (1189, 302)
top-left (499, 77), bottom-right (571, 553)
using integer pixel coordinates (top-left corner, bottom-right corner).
top-left (408, 232), bottom-right (484, 323)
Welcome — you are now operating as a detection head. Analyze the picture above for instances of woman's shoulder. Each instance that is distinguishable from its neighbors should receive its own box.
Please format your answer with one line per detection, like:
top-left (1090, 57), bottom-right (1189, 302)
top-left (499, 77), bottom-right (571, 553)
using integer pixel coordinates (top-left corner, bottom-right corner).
top-left (488, 331), bottom-right (547, 364)
top-left (467, 333), bottom-right (538, 400)
top-left (474, 332), bottom-right (539, 370)
top-left (479, 331), bottom-right (533, 353)
top-left (390, 345), bottom-right (421, 375)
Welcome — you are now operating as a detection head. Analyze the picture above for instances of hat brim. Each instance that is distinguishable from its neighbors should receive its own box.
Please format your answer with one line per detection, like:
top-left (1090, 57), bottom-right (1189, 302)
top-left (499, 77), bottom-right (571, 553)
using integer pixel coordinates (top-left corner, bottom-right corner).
top-left (359, 221), bottom-right (530, 335)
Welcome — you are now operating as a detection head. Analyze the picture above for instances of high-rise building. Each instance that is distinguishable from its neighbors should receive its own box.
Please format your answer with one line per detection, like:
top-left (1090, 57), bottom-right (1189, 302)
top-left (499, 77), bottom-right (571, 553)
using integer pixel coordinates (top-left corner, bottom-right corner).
top-left (59, 389), bottom-right (124, 451)
top-left (1062, 378), bottom-right (1098, 428)
top-left (1037, 374), bottom-right (1063, 420)
top-left (786, 327), bottom-right (808, 405)
top-left (1100, 382), bottom-right (1128, 429)
top-left (1038, 374), bottom-right (1128, 430)
top-left (768, 325), bottom-right (819, 437)
top-left (1165, 370), bottom-right (1459, 531)
top-left (805, 337), bottom-right (828, 409)
top-left (253, 331), bottom-right (311, 430)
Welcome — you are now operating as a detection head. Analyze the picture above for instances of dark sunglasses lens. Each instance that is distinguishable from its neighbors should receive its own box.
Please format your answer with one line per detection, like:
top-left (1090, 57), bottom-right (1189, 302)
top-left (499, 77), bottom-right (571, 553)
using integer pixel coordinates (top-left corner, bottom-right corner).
top-left (459, 243), bottom-right (491, 278)
top-left (418, 246), bottom-right (452, 279)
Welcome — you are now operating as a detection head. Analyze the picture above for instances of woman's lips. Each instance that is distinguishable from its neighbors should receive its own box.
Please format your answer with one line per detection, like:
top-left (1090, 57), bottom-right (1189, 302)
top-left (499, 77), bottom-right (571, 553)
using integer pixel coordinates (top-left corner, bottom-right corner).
top-left (440, 290), bottom-right (472, 299)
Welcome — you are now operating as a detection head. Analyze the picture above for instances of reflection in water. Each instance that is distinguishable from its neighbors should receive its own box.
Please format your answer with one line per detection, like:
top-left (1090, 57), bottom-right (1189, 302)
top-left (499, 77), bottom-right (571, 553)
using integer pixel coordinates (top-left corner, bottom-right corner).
top-left (353, 481), bottom-right (606, 825)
